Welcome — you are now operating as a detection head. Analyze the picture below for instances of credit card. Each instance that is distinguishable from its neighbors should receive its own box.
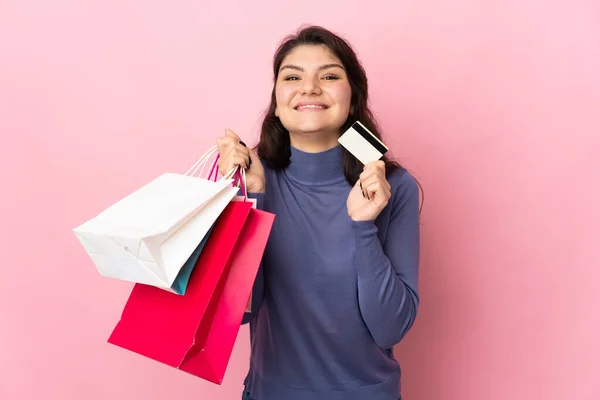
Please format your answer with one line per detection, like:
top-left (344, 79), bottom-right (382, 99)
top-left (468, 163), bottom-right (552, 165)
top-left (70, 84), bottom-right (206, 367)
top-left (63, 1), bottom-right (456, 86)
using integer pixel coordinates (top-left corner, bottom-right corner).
top-left (338, 121), bottom-right (388, 165)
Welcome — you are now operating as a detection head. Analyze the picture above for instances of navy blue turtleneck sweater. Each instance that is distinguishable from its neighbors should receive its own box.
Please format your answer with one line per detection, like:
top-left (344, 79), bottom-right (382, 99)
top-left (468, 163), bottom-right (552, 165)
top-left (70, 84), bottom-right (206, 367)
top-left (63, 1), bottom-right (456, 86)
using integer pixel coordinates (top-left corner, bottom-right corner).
top-left (242, 145), bottom-right (420, 400)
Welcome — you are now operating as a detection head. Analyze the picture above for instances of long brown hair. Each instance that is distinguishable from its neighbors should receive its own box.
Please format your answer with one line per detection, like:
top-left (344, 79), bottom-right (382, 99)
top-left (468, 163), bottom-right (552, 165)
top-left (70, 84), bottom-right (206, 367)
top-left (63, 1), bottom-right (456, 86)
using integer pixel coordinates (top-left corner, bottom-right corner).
top-left (256, 25), bottom-right (421, 205)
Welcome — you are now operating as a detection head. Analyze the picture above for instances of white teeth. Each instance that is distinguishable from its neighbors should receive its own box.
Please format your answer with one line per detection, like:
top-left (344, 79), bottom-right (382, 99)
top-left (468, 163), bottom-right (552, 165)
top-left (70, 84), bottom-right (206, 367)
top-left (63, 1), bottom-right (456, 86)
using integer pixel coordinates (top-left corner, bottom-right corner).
top-left (297, 105), bottom-right (327, 110)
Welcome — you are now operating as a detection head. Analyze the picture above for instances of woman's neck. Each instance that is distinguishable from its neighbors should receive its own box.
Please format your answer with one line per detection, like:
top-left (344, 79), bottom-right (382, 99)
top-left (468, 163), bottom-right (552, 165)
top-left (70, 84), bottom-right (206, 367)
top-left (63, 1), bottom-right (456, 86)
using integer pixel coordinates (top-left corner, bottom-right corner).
top-left (289, 130), bottom-right (340, 153)
top-left (285, 142), bottom-right (346, 186)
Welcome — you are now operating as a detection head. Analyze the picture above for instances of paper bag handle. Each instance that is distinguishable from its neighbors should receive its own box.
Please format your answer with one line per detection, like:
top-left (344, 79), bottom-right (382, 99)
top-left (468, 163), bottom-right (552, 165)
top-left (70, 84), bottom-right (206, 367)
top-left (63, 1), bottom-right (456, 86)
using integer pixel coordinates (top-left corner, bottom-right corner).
top-left (184, 145), bottom-right (223, 179)
top-left (183, 143), bottom-right (247, 198)
top-left (207, 154), bottom-right (247, 199)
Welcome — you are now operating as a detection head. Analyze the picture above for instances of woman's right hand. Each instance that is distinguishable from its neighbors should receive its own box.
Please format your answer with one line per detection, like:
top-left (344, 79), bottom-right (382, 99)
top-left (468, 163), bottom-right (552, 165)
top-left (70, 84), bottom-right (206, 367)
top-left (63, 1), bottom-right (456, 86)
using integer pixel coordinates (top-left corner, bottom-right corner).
top-left (216, 129), bottom-right (265, 193)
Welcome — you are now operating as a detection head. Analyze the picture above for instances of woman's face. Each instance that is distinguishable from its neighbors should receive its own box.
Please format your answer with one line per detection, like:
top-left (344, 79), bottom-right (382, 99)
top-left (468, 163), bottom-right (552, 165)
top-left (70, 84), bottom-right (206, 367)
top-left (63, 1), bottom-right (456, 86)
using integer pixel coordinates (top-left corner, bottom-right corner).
top-left (274, 45), bottom-right (352, 138)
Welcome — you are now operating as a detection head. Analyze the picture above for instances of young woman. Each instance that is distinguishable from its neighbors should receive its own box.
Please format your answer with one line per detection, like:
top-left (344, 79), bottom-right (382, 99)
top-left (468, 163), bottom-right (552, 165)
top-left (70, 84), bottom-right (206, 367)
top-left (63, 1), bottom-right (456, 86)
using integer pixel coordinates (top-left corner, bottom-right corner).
top-left (216, 25), bottom-right (421, 400)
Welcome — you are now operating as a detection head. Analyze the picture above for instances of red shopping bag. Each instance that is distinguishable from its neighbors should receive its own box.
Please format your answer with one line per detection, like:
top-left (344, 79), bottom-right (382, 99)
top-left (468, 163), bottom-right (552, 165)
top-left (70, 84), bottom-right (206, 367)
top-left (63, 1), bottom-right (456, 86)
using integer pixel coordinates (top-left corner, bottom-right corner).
top-left (179, 206), bottom-right (274, 383)
top-left (107, 199), bottom-right (271, 383)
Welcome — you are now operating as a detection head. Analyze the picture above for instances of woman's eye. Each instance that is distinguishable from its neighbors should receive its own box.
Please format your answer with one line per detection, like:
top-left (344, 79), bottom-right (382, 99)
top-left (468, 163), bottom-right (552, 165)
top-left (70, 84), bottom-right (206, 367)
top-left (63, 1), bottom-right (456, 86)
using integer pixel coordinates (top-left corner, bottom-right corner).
top-left (282, 75), bottom-right (339, 81)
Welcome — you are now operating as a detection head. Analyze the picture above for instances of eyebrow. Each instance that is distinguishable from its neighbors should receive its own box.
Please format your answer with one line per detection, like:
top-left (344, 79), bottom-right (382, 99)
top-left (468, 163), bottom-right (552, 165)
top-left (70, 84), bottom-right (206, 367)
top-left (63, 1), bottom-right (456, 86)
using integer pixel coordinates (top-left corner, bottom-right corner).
top-left (279, 63), bottom-right (345, 73)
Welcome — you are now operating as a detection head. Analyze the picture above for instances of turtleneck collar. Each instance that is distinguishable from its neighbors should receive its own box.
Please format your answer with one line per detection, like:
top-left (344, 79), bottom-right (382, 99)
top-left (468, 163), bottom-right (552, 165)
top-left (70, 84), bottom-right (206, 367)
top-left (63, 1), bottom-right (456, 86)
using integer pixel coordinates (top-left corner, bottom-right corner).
top-left (284, 144), bottom-right (346, 186)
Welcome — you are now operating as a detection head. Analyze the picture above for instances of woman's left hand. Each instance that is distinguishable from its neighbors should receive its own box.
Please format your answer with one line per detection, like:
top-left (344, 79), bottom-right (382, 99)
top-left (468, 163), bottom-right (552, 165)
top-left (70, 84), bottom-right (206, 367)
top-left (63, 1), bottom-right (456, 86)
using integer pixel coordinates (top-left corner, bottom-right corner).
top-left (347, 160), bottom-right (392, 222)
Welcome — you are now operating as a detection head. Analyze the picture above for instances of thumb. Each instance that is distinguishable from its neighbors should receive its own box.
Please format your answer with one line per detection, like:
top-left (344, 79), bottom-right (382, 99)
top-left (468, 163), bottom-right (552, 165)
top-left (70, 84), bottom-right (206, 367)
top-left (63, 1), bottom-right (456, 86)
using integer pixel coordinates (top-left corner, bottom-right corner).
top-left (225, 128), bottom-right (240, 140)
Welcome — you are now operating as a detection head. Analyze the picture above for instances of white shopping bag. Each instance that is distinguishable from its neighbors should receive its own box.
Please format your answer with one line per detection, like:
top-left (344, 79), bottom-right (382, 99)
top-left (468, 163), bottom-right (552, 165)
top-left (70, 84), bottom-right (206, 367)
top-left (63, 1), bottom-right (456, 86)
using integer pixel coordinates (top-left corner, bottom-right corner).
top-left (73, 145), bottom-right (240, 290)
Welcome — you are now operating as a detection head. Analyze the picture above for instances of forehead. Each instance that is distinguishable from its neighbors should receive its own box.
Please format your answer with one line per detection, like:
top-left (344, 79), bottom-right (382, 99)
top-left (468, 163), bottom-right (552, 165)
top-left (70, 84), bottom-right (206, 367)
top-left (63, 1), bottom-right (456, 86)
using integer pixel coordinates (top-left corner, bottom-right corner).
top-left (281, 44), bottom-right (342, 67)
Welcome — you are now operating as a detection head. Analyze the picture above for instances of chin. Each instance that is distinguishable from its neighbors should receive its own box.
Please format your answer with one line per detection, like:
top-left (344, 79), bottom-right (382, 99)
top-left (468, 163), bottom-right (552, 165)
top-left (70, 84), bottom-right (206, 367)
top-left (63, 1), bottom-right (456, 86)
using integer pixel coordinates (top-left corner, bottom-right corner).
top-left (291, 120), bottom-right (345, 135)
top-left (296, 125), bottom-right (329, 134)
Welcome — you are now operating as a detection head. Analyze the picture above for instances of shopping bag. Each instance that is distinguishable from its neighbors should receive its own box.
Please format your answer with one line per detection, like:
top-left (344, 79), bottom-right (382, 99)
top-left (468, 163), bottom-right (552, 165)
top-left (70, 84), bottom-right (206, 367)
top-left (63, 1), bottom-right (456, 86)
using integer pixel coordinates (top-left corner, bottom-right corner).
top-left (170, 222), bottom-right (215, 295)
top-left (179, 206), bottom-right (275, 384)
top-left (106, 200), bottom-right (257, 375)
top-left (169, 152), bottom-right (249, 295)
top-left (72, 145), bottom-right (239, 290)
top-left (209, 162), bottom-right (257, 311)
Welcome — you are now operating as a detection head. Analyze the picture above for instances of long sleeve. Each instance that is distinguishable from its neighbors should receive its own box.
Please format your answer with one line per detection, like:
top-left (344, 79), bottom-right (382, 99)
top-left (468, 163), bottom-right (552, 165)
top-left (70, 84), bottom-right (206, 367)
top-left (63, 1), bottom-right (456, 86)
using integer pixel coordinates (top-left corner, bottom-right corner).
top-left (241, 191), bottom-right (266, 325)
top-left (351, 171), bottom-right (420, 349)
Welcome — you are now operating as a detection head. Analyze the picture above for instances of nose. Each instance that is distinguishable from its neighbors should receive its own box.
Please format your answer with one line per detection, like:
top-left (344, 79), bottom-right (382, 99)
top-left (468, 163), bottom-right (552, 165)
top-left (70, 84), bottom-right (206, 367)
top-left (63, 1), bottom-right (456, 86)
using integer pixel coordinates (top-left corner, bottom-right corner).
top-left (300, 76), bottom-right (322, 96)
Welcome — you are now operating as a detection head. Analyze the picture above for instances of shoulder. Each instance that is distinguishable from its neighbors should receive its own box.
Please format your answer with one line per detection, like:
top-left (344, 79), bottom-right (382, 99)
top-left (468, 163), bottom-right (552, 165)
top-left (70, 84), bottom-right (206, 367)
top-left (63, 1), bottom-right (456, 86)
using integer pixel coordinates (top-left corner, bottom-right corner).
top-left (386, 167), bottom-right (420, 213)
top-left (387, 167), bottom-right (419, 197)
top-left (261, 159), bottom-right (277, 178)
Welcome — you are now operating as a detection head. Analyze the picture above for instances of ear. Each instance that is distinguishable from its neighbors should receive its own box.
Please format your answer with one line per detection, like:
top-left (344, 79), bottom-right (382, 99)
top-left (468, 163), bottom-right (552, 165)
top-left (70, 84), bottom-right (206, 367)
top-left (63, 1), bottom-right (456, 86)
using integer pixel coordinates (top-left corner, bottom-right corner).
top-left (349, 105), bottom-right (355, 116)
top-left (275, 107), bottom-right (279, 117)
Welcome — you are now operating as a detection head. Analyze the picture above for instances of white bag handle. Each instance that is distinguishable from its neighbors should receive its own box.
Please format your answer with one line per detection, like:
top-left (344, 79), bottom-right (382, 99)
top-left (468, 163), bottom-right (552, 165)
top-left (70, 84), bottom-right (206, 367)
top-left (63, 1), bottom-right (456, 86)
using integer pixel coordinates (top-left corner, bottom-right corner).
top-left (235, 167), bottom-right (248, 199)
top-left (184, 145), bottom-right (218, 178)
top-left (182, 144), bottom-right (248, 197)
top-left (215, 161), bottom-right (247, 198)
top-left (184, 145), bottom-right (237, 181)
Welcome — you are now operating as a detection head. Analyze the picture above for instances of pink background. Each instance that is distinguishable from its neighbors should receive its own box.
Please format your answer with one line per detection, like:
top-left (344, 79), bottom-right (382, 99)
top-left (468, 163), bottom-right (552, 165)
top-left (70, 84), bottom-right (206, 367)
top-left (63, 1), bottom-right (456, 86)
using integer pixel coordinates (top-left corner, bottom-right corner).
top-left (1, 1), bottom-right (599, 399)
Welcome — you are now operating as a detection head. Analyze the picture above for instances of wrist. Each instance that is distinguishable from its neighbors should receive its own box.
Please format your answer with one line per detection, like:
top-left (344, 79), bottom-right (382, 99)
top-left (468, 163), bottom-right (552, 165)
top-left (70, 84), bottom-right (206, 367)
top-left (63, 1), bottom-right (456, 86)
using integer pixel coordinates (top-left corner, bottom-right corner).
top-left (349, 213), bottom-right (374, 222)
top-left (247, 179), bottom-right (265, 194)
top-left (348, 209), bottom-right (378, 222)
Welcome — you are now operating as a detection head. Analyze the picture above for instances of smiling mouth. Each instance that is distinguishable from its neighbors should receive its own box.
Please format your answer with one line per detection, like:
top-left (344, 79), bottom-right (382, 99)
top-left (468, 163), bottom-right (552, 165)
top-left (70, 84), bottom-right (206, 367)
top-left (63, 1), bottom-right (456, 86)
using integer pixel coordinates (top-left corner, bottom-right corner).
top-left (294, 104), bottom-right (329, 110)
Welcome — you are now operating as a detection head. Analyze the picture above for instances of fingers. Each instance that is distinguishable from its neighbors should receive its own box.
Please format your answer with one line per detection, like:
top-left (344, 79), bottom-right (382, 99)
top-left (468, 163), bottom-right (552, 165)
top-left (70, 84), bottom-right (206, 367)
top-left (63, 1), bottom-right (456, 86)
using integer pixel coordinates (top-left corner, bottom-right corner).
top-left (216, 129), bottom-right (243, 151)
top-left (216, 135), bottom-right (238, 153)
top-left (358, 161), bottom-right (390, 201)
top-left (225, 128), bottom-right (240, 140)
top-left (219, 146), bottom-right (251, 172)
top-left (360, 176), bottom-right (387, 200)
top-left (362, 180), bottom-right (391, 205)
top-left (363, 160), bottom-right (386, 175)
top-left (216, 130), bottom-right (251, 174)
top-left (233, 147), bottom-right (252, 169)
